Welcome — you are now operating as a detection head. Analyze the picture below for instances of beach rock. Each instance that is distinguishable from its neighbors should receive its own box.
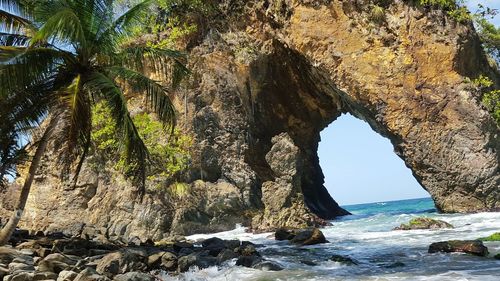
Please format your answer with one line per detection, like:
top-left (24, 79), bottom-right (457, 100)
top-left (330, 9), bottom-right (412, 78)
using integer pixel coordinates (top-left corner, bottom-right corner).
top-left (275, 229), bottom-right (296, 241)
top-left (177, 252), bottom-right (217, 272)
top-left (113, 272), bottom-right (154, 281)
top-left (33, 271), bottom-right (58, 280)
top-left (290, 228), bottom-right (327, 246)
top-left (201, 237), bottom-right (226, 256)
top-left (57, 270), bottom-right (78, 281)
top-left (329, 255), bottom-right (358, 265)
top-left (428, 240), bottom-right (489, 256)
top-left (172, 242), bottom-right (193, 253)
top-left (394, 218), bottom-right (453, 230)
top-left (235, 255), bottom-right (263, 268)
top-left (73, 268), bottom-right (110, 281)
top-left (216, 249), bottom-right (238, 263)
top-left (160, 252), bottom-right (177, 271)
top-left (252, 261), bottom-right (284, 271)
top-left (5, 272), bottom-right (35, 281)
top-left (96, 251), bottom-right (146, 277)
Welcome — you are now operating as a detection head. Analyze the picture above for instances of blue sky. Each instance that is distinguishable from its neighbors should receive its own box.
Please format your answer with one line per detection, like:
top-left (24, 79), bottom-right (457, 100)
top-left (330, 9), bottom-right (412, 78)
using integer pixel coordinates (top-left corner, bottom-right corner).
top-left (319, 1), bottom-right (500, 206)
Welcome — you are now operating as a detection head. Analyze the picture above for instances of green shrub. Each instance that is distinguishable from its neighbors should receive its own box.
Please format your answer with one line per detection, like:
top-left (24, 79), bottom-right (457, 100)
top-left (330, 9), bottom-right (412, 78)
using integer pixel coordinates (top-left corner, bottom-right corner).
top-left (91, 102), bottom-right (192, 189)
top-left (482, 90), bottom-right (500, 125)
top-left (370, 5), bottom-right (386, 23)
top-left (479, 232), bottom-right (500, 241)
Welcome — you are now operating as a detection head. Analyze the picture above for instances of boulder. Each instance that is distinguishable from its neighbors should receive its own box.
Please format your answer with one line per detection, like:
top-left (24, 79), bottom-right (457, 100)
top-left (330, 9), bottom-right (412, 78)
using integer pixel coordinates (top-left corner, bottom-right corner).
top-left (275, 229), bottom-right (295, 241)
top-left (33, 271), bottom-right (58, 280)
top-left (73, 268), bottom-right (110, 281)
top-left (290, 228), bottom-right (327, 246)
top-left (177, 252), bottom-right (217, 272)
top-left (95, 251), bottom-right (146, 278)
top-left (235, 255), bottom-right (263, 268)
top-left (201, 237), bottom-right (226, 256)
top-left (428, 240), bottom-right (489, 256)
top-left (57, 270), bottom-right (78, 281)
top-left (252, 261), bottom-right (283, 271)
top-left (160, 252), bottom-right (177, 271)
top-left (394, 218), bottom-right (453, 230)
top-left (329, 255), bottom-right (358, 265)
top-left (216, 249), bottom-right (238, 264)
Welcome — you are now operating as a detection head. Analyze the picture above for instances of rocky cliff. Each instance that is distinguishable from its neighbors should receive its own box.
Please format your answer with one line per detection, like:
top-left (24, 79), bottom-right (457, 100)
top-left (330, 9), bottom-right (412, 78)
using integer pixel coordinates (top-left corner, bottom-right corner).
top-left (1, 0), bottom-right (498, 241)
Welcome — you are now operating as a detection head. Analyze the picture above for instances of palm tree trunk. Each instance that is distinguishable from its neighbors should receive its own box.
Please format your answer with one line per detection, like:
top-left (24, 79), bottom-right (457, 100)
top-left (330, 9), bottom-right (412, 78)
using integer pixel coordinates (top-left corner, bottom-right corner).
top-left (0, 117), bottom-right (58, 245)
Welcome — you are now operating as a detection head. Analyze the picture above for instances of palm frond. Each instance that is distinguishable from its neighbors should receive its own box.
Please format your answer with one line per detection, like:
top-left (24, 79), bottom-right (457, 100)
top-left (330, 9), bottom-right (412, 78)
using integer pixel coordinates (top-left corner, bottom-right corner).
top-left (105, 66), bottom-right (176, 131)
top-left (0, 0), bottom-right (31, 34)
top-left (30, 6), bottom-right (86, 48)
top-left (0, 31), bottom-right (30, 46)
top-left (83, 70), bottom-right (148, 195)
top-left (0, 47), bottom-right (72, 97)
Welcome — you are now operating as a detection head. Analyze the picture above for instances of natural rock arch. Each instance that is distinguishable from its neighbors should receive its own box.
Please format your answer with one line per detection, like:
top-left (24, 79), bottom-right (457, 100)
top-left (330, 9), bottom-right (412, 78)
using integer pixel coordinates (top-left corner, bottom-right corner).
top-left (3, 0), bottom-right (498, 239)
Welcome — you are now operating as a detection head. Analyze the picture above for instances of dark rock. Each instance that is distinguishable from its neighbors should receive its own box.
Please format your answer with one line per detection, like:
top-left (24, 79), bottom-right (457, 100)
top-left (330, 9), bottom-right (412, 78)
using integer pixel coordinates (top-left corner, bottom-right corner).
top-left (46, 232), bottom-right (66, 240)
top-left (384, 262), bottom-right (405, 268)
top-left (177, 252), bottom-right (217, 272)
top-left (237, 245), bottom-right (259, 257)
top-left (216, 249), bottom-right (238, 264)
top-left (252, 261), bottom-right (284, 271)
top-left (13, 229), bottom-right (30, 239)
top-left (235, 255), bottom-right (263, 268)
top-left (223, 240), bottom-right (241, 251)
top-left (290, 228), bottom-right (327, 246)
top-left (201, 237), bottom-right (226, 256)
top-left (146, 252), bottom-right (164, 269)
top-left (428, 240), bottom-right (489, 256)
top-left (394, 218), bottom-right (453, 230)
top-left (177, 247), bottom-right (195, 257)
top-left (173, 242), bottom-right (194, 253)
top-left (275, 229), bottom-right (296, 241)
top-left (494, 254), bottom-right (500, 260)
top-left (300, 260), bottom-right (317, 266)
top-left (329, 255), bottom-right (358, 265)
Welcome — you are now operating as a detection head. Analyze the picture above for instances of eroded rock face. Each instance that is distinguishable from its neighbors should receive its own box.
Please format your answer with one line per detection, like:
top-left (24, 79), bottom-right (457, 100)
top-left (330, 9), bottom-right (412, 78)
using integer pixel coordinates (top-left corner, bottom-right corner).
top-left (1, 0), bottom-right (498, 240)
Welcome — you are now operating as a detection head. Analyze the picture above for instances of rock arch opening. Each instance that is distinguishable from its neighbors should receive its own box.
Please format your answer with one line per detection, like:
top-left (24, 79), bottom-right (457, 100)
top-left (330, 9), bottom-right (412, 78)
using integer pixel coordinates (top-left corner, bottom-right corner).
top-left (318, 113), bottom-right (431, 206)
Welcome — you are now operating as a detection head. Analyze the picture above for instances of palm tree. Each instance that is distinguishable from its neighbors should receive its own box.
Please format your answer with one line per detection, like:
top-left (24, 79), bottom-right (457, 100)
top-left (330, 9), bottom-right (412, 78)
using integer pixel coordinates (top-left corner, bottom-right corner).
top-left (0, 0), bottom-right (188, 245)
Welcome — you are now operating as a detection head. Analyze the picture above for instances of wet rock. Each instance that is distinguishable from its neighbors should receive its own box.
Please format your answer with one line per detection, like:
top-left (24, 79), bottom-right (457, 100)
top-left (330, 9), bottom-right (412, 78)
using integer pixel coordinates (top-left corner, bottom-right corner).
top-left (275, 229), bottom-right (295, 241)
top-left (113, 272), bottom-right (155, 281)
top-left (235, 255), bottom-right (263, 268)
top-left (300, 260), bottom-right (317, 266)
top-left (252, 261), bottom-right (283, 271)
top-left (290, 228), bottom-right (327, 246)
top-left (329, 255), bottom-right (358, 265)
top-left (223, 240), bottom-right (241, 251)
top-left (177, 252), bottom-right (217, 272)
top-left (384, 262), bottom-right (405, 268)
top-left (216, 249), bottom-right (238, 264)
top-left (237, 245), bottom-right (259, 257)
top-left (173, 242), bottom-right (193, 253)
top-left (428, 240), bottom-right (489, 256)
top-left (201, 237), bottom-right (226, 256)
top-left (57, 270), bottom-right (78, 281)
top-left (394, 218), bottom-right (453, 230)
top-left (494, 254), bottom-right (500, 260)
top-left (8, 262), bottom-right (35, 272)
top-left (146, 252), bottom-right (164, 269)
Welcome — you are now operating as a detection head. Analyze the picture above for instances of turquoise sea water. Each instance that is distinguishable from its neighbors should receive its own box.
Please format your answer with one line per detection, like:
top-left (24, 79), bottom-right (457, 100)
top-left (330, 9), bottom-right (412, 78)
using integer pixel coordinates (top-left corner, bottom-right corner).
top-left (166, 197), bottom-right (500, 281)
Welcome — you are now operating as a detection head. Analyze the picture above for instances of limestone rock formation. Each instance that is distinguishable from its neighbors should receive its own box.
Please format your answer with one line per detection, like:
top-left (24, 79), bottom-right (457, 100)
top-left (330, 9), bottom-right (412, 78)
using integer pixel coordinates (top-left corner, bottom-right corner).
top-left (1, 0), bottom-right (498, 240)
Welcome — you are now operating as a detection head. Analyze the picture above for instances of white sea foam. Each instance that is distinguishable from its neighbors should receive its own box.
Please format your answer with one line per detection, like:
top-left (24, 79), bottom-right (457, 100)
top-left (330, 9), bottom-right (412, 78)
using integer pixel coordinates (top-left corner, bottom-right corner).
top-left (164, 208), bottom-right (500, 281)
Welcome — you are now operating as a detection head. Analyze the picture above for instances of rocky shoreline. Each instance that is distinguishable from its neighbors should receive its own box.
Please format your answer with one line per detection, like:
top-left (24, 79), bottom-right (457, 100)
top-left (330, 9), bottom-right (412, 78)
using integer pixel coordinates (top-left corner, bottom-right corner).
top-left (2, 221), bottom-right (499, 281)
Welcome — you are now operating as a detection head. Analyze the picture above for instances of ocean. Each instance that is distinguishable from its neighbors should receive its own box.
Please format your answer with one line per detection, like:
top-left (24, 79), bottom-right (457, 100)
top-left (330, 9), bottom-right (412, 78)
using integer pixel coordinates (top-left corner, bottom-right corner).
top-left (162, 197), bottom-right (500, 280)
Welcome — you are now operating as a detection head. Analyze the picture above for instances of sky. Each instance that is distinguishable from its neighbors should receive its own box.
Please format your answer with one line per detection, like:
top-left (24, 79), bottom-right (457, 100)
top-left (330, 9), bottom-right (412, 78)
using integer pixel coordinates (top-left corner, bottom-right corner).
top-left (318, 0), bottom-right (500, 206)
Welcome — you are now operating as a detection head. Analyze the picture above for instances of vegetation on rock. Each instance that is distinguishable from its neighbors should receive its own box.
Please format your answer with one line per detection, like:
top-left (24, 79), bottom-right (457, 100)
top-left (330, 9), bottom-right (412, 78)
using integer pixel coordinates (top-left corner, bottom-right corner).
top-left (394, 217), bottom-right (453, 230)
top-left (479, 232), bottom-right (500, 242)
